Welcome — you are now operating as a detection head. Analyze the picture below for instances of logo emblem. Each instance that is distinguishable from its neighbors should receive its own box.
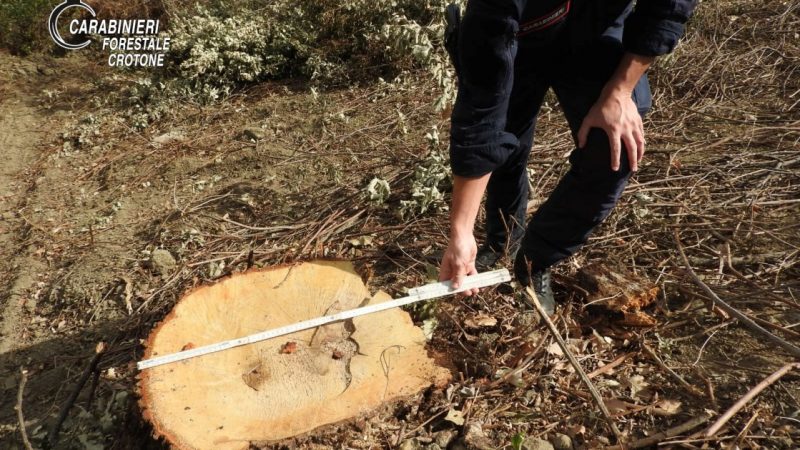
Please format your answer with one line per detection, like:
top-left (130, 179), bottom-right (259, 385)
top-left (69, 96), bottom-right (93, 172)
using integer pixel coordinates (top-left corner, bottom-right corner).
top-left (48, 0), bottom-right (96, 50)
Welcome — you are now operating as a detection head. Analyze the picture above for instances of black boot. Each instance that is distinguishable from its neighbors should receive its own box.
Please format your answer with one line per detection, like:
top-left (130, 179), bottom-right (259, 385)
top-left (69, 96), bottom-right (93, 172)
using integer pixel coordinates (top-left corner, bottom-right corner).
top-left (514, 255), bottom-right (556, 316)
top-left (475, 241), bottom-right (520, 271)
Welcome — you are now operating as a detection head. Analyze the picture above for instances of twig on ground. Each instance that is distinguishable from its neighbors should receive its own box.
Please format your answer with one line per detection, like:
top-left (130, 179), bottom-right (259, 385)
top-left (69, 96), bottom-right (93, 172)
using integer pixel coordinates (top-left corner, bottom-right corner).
top-left (587, 352), bottom-right (635, 379)
top-left (524, 287), bottom-right (624, 445)
top-left (730, 408), bottom-right (761, 449)
top-left (16, 367), bottom-right (34, 450)
top-left (47, 342), bottom-right (107, 446)
top-left (692, 366), bottom-right (718, 407)
top-left (702, 362), bottom-right (799, 438)
top-left (490, 332), bottom-right (548, 388)
top-left (673, 230), bottom-right (800, 359)
top-left (396, 408), bottom-right (449, 443)
top-left (749, 314), bottom-right (800, 339)
top-left (725, 261), bottom-right (800, 310)
top-left (642, 344), bottom-right (706, 398)
top-left (605, 411), bottom-right (714, 449)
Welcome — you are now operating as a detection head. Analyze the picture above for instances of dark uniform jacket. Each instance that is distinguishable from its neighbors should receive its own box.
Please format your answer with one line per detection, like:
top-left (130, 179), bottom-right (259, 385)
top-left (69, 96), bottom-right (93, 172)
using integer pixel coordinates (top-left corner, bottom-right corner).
top-left (447, 0), bottom-right (698, 177)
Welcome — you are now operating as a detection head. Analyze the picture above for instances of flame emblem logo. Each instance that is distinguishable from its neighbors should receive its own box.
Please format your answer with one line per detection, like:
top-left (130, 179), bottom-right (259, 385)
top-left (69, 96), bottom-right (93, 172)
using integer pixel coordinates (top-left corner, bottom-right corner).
top-left (48, 0), bottom-right (96, 50)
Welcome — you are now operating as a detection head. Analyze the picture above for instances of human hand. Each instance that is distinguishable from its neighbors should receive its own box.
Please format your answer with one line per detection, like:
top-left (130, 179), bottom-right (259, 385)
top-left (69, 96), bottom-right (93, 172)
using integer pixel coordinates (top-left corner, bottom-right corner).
top-left (439, 233), bottom-right (479, 296)
top-left (577, 88), bottom-right (645, 172)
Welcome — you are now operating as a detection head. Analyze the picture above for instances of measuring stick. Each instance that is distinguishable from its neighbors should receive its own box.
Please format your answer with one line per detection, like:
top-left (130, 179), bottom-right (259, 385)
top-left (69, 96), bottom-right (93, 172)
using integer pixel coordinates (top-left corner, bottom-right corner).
top-left (137, 269), bottom-right (511, 370)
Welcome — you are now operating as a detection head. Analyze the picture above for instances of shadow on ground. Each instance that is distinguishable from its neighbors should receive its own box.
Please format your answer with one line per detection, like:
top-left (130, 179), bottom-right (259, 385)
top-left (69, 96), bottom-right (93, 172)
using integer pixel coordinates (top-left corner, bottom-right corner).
top-left (0, 318), bottom-right (165, 450)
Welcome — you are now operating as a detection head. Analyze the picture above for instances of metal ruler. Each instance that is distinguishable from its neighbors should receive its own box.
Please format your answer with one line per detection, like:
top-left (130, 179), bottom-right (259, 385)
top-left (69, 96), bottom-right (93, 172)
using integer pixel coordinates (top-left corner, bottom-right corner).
top-left (137, 269), bottom-right (511, 370)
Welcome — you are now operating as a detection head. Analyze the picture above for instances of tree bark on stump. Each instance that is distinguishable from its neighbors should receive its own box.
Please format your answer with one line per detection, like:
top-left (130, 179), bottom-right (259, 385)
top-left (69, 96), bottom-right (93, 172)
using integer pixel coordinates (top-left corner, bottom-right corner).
top-left (138, 260), bottom-right (450, 449)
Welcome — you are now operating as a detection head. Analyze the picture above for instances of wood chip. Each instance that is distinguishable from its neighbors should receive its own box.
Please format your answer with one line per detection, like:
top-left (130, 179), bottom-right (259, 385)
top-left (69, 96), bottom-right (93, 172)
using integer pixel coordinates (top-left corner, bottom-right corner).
top-left (464, 313), bottom-right (497, 329)
top-left (280, 341), bottom-right (298, 354)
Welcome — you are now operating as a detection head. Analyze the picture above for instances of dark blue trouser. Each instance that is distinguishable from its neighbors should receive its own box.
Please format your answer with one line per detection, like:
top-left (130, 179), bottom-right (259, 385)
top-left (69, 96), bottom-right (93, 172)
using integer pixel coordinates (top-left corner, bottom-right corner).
top-left (449, 0), bottom-right (652, 277)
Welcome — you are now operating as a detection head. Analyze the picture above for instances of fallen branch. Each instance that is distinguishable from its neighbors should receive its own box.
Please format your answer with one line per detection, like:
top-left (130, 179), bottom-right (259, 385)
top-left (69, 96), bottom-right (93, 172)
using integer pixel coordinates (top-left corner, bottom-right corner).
top-left (687, 251), bottom-right (791, 268)
top-left (16, 367), bottom-right (33, 450)
top-left (605, 411), bottom-right (714, 449)
top-left (396, 408), bottom-right (449, 442)
top-left (524, 287), bottom-right (624, 445)
top-left (47, 342), bottom-right (107, 447)
top-left (732, 408), bottom-right (761, 447)
top-left (673, 230), bottom-right (800, 359)
top-left (587, 352), bottom-right (634, 379)
top-left (642, 344), bottom-right (706, 398)
top-left (702, 363), bottom-right (799, 438)
top-left (724, 261), bottom-right (800, 311)
top-left (491, 332), bottom-right (548, 388)
top-left (749, 314), bottom-right (800, 340)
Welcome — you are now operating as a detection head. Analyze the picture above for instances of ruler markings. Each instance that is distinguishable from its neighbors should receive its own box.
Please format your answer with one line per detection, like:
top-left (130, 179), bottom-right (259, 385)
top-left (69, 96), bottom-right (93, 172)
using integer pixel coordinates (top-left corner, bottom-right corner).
top-left (137, 269), bottom-right (511, 370)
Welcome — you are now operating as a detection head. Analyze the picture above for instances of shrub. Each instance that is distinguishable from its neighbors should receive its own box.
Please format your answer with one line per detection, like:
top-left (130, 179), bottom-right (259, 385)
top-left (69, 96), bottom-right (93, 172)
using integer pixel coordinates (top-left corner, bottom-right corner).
top-left (0, 0), bottom-right (58, 55)
top-left (160, 0), bottom-right (456, 105)
top-left (398, 126), bottom-right (452, 218)
top-left (166, 5), bottom-right (315, 101)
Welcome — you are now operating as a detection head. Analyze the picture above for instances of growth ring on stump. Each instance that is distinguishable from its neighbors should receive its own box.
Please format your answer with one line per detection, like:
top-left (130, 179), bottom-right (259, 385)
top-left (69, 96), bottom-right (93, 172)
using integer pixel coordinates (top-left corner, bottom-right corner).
top-left (138, 260), bottom-right (450, 449)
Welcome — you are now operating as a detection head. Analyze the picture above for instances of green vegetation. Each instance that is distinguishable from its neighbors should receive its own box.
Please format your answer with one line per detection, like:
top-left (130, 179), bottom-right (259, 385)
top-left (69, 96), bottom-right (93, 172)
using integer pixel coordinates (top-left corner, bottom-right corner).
top-left (0, 0), bottom-right (57, 55)
top-left (162, 0), bottom-right (455, 104)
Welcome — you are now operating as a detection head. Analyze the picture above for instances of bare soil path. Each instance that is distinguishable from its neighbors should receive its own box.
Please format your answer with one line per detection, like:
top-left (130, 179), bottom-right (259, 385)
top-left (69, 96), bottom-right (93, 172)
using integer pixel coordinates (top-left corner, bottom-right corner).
top-left (0, 53), bottom-right (48, 356)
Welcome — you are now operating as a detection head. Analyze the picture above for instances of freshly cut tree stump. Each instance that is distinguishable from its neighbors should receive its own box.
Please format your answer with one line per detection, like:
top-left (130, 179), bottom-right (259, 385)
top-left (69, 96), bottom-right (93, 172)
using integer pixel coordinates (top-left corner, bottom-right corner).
top-left (576, 262), bottom-right (659, 327)
top-left (138, 260), bottom-right (450, 449)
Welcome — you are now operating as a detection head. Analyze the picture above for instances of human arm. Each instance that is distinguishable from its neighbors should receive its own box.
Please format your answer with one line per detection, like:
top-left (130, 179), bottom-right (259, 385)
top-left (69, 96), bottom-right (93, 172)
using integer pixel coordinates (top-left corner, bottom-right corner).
top-left (577, 0), bottom-right (697, 172)
top-left (439, 174), bottom-right (491, 295)
top-left (577, 52), bottom-right (653, 172)
top-left (623, 0), bottom-right (698, 57)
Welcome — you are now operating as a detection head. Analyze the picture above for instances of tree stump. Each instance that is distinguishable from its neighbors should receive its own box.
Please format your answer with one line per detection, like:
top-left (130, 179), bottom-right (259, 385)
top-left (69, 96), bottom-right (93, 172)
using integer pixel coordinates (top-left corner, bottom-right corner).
top-left (138, 260), bottom-right (450, 449)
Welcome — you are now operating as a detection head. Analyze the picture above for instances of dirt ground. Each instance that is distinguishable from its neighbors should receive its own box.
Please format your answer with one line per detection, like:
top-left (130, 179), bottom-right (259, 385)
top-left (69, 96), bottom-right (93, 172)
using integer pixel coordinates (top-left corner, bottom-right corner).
top-left (0, 56), bottom-right (44, 355)
top-left (1, 1), bottom-right (799, 448)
